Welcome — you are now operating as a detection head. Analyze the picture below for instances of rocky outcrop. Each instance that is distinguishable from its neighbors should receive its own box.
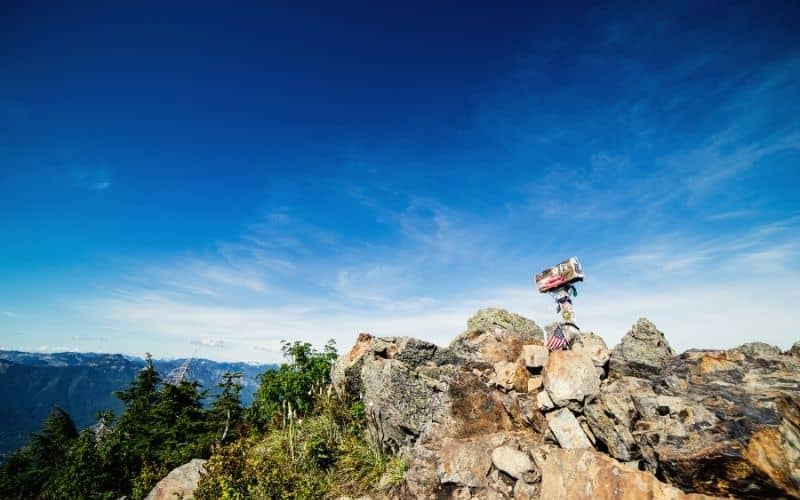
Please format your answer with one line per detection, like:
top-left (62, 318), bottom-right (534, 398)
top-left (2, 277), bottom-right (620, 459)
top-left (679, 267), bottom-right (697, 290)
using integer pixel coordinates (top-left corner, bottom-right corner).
top-left (609, 318), bottom-right (674, 379)
top-left (332, 311), bottom-right (800, 499)
top-left (145, 458), bottom-right (207, 500)
top-left (450, 308), bottom-right (544, 363)
top-left (787, 340), bottom-right (800, 357)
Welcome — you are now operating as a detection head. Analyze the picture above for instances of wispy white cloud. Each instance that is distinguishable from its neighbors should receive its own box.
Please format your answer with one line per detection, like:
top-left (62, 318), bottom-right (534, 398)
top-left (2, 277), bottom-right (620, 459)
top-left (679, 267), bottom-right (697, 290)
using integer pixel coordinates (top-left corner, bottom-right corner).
top-left (704, 210), bottom-right (756, 221)
top-left (191, 338), bottom-right (225, 348)
top-left (2, 311), bottom-right (17, 318)
top-left (72, 168), bottom-right (111, 191)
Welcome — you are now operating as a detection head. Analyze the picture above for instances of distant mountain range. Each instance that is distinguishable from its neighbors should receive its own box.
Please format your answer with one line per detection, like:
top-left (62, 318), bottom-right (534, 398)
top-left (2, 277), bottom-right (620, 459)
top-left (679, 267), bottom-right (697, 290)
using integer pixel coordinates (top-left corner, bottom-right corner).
top-left (0, 350), bottom-right (275, 459)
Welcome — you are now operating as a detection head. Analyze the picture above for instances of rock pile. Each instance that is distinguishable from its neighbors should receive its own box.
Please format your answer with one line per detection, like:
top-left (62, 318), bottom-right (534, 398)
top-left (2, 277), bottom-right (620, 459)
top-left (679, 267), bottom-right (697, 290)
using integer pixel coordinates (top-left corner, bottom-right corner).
top-left (332, 309), bottom-right (800, 499)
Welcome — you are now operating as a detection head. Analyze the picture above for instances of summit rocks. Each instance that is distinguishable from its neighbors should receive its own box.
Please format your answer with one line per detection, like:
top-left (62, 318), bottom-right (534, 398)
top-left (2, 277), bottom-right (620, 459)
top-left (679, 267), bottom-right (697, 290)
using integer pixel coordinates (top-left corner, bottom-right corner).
top-left (332, 310), bottom-right (800, 499)
top-left (608, 318), bottom-right (674, 379)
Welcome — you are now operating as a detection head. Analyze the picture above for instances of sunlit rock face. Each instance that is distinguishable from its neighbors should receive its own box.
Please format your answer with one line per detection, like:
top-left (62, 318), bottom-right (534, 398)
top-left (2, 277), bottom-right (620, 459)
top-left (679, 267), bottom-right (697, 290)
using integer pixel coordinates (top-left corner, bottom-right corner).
top-left (145, 458), bottom-right (207, 500)
top-left (331, 310), bottom-right (800, 499)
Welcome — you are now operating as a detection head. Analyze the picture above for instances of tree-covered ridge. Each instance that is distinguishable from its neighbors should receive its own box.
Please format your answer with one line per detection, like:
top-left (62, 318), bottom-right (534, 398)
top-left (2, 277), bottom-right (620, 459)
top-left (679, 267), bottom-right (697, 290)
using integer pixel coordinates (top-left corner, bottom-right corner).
top-left (0, 350), bottom-right (270, 458)
top-left (0, 353), bottom-right (245, 499)
top-left (0, 341), bottom-right (403, 499)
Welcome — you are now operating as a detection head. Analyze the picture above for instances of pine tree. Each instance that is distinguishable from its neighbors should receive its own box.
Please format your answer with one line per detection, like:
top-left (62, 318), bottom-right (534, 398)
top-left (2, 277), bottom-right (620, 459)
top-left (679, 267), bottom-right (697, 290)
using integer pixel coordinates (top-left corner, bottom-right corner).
top-left (0, 406), bottom-right (79, 499)
top-left (208, 371), bottom-right (244, 445)
top-left (113, 353), bottom-right (162, 479)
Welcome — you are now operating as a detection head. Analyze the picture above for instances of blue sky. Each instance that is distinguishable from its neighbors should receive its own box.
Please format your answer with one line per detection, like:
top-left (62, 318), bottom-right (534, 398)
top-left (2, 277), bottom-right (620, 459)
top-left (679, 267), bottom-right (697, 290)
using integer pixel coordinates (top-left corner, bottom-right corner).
top-left (1, 2), bottom-right (799, 362)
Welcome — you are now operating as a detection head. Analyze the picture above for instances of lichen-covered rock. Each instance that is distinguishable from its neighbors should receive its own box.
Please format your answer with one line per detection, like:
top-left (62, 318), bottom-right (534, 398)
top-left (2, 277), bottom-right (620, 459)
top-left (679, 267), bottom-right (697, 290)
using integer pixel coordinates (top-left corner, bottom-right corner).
top-left (789, 340), bottom-right (800, 357)
top-left (731, 341), bottom-right (782, 358)
top-left (539, 449), bottom-right (716, 499)
top-left (145, 459), bottom-right (206, 500)
top-left (543, 350), bottom-right (600, 407)
top-left (451, 309), bottom-right (544, 363)
top-left (466, 308), bottom-right (543, 337)
top-left (608, 318), bottom-right (674, 379)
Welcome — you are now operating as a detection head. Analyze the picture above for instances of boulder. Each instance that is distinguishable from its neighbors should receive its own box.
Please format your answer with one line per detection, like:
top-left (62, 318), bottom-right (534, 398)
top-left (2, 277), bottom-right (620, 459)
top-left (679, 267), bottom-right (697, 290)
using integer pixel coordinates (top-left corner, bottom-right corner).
top-left (608, 318), bottom-right (674, 379)
top-left (360, 357), bottom-right (442, 452)
top-left (731, 341), bottom-right (782, 358)
top-left (546, 408), bottom-right (592, 449)
top-left (634, 350), bottom-right (800, 498)
top-left (451, 309), bottom-right (544, 363)
top-left (491, 445), bottom-right (536, 479)
top-left (144, 459), bottom-right (207, 500)
top-left (467, 308), bottom-right (543, 337)
top-left (539, 449), bottom-right (716, 499)
top-left (542, 350), bottom-right (600, 407)
top-left (437, 438), bottom-right (493, 488)
top-left (572, 331), bottom-right (611, 367)
top-left (583, 377), bottom-right (655, 463)
top-left (789, 340), bottom-right (800, 357)
top-left (537, 390), bottom-right (555, 411)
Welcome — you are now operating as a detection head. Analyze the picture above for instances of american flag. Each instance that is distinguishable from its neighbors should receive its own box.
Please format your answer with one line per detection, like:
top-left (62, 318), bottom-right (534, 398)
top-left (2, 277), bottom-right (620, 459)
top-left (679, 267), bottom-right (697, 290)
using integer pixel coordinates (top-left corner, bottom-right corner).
top-left (547, 326), bottom-right (568, 351)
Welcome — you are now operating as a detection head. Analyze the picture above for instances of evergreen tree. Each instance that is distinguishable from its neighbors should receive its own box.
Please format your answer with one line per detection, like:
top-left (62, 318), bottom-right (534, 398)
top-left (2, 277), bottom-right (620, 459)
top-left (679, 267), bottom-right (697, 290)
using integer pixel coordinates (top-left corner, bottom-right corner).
top-left (151, 380), bottom-right (209, 465)
top-left (208, 371), bottom-right (244, 445)
top-left (0, 406), bottom-right (79, 499)
top-left (113, 353), bottom-right (162, 481)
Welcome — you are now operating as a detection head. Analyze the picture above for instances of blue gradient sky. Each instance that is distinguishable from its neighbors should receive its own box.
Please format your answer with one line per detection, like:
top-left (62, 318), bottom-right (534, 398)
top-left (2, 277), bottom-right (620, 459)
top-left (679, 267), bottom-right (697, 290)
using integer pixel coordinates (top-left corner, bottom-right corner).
top-left (2, 2), bottom-right (799, 361)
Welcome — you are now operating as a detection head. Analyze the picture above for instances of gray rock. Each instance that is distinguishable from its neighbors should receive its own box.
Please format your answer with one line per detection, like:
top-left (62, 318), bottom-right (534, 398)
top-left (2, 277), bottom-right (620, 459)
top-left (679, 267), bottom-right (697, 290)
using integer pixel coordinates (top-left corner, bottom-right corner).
top-left (790, 340), bottom-right (800, 357)
top-left (491, 445), bottom-right (536, 479)
top-left (572, 332), bottom-right (611, 367)
top-left (451, 309), bottom-right (544, 364)
top-left (144, 459), bottom-right (206, 500)
top-left (360, 357), bottom-right (441, 452)
top-left (543, 350), bottom-right (601, 407)
top-left (608, 318), bottom-right (674, 379)
top-left (437, 438), bottom-right (493, 487)
top-left (584, 403), bottom-right (637, 461)
top-left (583, 377), bottom-right (655, 464)
top-left (537, 390), bottom-right (555, 411)
top-left (467, 308), bottom-right (543, 337)
top-left (546, 408), bottom-right (593, 449)
top-left (731, 341), bottom-right (782, 358)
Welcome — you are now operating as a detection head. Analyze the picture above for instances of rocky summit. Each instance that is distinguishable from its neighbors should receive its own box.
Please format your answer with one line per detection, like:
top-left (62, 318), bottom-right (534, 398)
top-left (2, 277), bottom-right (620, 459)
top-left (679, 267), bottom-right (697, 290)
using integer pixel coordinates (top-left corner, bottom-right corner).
top-left (332, 308), bottom-right (800, 499)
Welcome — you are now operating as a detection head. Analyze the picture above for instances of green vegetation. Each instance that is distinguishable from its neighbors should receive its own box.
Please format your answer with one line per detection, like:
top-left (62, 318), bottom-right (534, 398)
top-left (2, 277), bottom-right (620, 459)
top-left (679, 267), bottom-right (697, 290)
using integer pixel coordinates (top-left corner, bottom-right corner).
top-left (198, 340), bottom-right (407, 499)
top-left (0, 342), bottom-right (405, 499)
top-left (0, 354), bottom-right (243, 499)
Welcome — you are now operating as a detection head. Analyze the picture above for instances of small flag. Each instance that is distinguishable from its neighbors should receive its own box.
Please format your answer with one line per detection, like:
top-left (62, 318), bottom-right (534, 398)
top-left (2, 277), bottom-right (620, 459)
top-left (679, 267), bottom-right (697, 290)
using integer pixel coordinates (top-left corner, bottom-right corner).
top-left (547, 325), bottom-right (568, 351)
